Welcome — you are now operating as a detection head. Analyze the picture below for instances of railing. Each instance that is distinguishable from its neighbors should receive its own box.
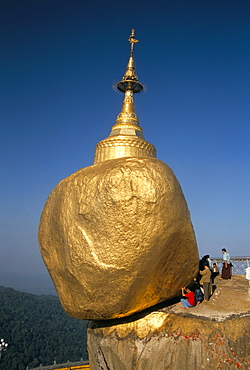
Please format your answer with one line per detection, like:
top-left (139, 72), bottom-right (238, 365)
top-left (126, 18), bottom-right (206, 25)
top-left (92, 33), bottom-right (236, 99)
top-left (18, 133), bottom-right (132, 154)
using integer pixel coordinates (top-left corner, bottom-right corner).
top-left (211, 256), bottom-right (250, 276)
top-left (30, 361), bottom-right (89, 370)
top-left (50, 366), bottom-right (89, 370)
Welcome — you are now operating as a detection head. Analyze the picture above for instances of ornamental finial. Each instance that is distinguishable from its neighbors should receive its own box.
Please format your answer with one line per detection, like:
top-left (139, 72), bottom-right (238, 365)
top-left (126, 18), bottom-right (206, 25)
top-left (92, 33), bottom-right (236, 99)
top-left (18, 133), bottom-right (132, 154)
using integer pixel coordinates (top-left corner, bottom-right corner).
top-left (117, 29), bottom-right (142, 93)
top-left (128, 28), bottom-right (139, 54)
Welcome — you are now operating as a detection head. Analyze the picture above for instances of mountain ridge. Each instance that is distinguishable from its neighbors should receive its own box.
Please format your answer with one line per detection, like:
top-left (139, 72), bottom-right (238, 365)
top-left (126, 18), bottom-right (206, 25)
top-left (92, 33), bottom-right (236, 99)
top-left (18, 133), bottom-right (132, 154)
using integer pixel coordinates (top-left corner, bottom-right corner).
top-left (0, 285), bottom-right (88, 370)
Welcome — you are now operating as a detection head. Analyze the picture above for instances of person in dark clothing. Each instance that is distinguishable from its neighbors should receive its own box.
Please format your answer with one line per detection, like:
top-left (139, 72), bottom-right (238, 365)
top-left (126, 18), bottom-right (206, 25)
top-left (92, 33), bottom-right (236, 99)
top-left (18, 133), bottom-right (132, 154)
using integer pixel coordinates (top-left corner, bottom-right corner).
top-left (193, 278), bottom-right (204, 304)
top-left (211, 262), bottom-right (219, 283)
top-left (200, 255), bottom-right (212, 271)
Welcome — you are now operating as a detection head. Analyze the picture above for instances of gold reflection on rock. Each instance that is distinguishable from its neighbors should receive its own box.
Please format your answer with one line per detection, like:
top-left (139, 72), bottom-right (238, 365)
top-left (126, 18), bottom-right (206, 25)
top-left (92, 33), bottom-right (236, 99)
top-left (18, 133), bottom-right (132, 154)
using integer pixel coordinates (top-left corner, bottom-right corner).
top-left (38, 30), bottom-right (198, 320)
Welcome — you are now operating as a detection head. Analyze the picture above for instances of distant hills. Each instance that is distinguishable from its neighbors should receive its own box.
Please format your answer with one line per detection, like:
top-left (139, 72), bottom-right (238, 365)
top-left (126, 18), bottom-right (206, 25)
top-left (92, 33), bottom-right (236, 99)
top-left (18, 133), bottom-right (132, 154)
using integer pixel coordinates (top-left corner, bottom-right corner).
top-left (0, 271), bottom-right (57, 295)
top-left (0, 286), bottom-right (88, 370)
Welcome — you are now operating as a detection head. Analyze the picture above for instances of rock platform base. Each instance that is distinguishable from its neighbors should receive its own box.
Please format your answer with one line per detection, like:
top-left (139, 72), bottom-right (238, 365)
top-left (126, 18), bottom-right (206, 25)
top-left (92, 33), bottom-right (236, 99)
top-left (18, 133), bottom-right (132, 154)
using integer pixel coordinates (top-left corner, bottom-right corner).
top-left (87, 276), bottom-right (250, 369)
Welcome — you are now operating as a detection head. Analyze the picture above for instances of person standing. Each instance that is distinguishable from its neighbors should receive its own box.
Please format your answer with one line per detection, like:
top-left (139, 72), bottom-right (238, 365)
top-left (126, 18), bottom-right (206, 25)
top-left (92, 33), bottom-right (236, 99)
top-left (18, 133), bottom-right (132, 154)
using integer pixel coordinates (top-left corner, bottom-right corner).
top-left (199, 255), bottom-right (212, 270)
top-left (206, 255), bottom-right (213, 270)
top-left (220, 248), bottom-right (231, 280)
top-left (199, 264), bottom-right (211, 301)
top-left (211, 262), bottom-right (219, 283)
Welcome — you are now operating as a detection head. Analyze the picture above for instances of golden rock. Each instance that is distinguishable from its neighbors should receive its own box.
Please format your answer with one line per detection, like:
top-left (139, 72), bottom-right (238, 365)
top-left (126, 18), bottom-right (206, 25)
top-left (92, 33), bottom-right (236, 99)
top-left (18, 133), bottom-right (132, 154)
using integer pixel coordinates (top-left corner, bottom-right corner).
top-left (39, 157), bottom-right (198, 320)
top-left (38, 30), bottom-right (198, 320)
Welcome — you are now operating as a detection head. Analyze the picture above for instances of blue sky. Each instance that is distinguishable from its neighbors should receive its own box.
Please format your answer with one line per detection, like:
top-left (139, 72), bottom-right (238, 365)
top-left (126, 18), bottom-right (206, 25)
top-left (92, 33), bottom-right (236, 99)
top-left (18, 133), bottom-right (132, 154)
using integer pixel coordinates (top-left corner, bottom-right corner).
top-left (1, 0), bottom-right (250, 293)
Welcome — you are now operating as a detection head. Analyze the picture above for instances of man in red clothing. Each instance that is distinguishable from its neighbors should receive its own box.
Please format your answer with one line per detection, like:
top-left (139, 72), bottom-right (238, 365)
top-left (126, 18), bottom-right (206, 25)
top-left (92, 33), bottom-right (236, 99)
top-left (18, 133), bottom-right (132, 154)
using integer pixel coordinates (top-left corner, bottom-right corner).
top-left (181, 287), bottom-right (196, 308)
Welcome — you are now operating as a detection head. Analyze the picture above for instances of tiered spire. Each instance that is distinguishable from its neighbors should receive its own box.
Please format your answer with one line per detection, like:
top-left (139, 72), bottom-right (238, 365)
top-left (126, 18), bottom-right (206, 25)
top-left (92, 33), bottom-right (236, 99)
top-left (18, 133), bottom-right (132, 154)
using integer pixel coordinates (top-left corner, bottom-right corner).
top-left (116, 29), bottom-right (143, 93)
top-left (94, 29), bottom-right (156, 164)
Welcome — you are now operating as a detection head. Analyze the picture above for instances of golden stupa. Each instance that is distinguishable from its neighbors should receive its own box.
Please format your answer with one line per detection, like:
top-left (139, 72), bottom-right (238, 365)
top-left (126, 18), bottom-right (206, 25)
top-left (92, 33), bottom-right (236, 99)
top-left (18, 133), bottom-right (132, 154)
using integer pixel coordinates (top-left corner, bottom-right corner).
top-left (38, 30), bottom-right (199, 320)
top-left (94, 29), bottom-right (156, 164)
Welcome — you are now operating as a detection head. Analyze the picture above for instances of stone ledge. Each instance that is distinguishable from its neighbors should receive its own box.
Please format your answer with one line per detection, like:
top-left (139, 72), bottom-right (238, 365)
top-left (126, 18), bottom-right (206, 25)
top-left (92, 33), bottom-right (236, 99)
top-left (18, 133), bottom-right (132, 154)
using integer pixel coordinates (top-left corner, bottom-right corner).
top-left (162, 275), bottom-right (250, 322)
top-left (87, 276), bottom-right (250, 369)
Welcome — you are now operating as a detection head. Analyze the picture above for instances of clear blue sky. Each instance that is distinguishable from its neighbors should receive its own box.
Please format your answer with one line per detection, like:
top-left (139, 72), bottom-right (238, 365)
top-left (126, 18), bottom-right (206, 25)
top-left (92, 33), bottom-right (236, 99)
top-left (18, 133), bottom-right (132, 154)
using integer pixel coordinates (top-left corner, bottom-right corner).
top-left (1, 0), bottom-right (250, 293)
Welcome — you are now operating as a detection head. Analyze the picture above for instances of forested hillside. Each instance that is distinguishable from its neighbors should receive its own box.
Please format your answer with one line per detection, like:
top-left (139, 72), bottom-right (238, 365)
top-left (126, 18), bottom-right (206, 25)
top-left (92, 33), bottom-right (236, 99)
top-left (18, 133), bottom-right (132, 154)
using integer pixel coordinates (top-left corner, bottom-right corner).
top-left (0, 286), bottom-right (88, 370)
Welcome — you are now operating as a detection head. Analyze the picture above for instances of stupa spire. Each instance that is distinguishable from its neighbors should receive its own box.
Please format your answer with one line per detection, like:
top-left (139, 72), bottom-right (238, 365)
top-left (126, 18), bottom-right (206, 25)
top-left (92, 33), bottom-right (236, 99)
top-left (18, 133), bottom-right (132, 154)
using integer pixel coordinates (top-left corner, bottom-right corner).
top-left (117, 28), bottom-right (143, 92)
top-left (94, 29), bottom-right (156, 164)
top-left (114, 29), bottom-right (143, 131)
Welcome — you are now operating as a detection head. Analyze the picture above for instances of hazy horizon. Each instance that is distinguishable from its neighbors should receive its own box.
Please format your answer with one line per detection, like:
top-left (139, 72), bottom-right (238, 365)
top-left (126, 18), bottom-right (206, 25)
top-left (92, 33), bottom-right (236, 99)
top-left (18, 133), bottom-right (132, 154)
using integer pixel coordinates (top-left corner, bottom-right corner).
top-left (1, 255), bottom-right (249, 296)
top-left (0, 270), bottom-right (57, 295)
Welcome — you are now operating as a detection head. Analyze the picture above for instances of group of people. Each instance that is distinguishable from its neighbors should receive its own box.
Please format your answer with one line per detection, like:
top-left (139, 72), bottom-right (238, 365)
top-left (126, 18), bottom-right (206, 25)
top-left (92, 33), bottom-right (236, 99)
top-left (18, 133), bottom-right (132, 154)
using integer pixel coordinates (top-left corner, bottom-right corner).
top-left (180, 248), bottom-right (231, 308)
